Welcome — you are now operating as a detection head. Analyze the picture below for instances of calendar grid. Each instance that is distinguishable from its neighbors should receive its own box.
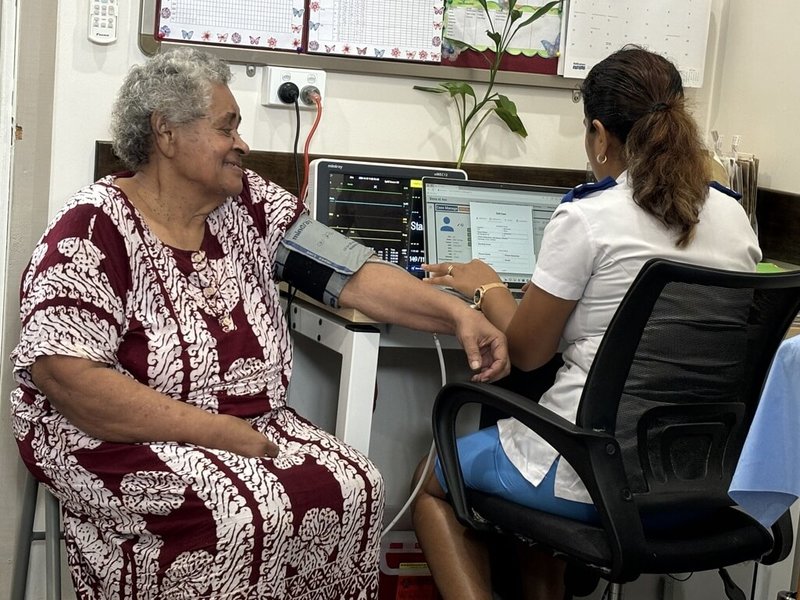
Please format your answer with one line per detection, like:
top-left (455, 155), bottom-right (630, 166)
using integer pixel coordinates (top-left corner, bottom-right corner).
top-left (310, 0), bottom-right (444, 61)
top-left (158, 0), bottom-right (302, 49)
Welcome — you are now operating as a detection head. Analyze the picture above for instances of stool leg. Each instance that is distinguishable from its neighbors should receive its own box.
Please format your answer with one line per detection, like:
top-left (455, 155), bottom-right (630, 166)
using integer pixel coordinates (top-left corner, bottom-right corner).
top-left (44, 490), bottom-right (62, 600)
top-left (11, 473), bottom-right (39, 600)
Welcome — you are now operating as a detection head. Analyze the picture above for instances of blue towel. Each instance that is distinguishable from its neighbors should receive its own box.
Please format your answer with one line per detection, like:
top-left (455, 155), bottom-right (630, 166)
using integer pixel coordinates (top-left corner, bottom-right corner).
top-left (729, 335), bottom-right (800, 528)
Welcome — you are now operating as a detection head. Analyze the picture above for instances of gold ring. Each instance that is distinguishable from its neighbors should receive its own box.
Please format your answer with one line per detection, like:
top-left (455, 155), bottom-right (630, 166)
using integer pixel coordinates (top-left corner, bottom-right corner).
top-left (447, 264), bottom-right (454, 276)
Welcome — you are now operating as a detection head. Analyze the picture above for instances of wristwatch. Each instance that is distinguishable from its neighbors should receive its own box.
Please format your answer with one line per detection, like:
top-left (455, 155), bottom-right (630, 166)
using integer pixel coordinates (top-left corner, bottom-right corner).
top-left (472, 282), bottom-right (508, 310)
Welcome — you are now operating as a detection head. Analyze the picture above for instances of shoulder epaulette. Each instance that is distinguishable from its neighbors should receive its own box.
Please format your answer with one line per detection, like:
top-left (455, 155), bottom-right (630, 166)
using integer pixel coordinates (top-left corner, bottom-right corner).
top-left (560, 176), bottom-right (617, 203)
top-left (709, 181), bottom-right (742, 201)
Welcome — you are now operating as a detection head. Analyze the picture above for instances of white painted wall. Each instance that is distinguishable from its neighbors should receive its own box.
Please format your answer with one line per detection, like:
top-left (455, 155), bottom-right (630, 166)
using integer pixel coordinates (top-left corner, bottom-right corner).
top-left (708, 1), bottom-right (800, 193)
top-left (3, 1), bottom-right (799, 598)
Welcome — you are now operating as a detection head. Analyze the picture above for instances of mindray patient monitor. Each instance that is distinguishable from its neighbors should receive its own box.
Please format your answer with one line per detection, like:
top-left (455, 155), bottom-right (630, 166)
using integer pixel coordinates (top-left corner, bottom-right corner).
top-left (307, 159), bottom-right (467, 278)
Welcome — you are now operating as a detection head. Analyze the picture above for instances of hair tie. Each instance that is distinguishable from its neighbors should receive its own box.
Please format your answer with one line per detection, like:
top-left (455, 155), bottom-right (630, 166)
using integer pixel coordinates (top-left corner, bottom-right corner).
top-left (650, 102), bottom-right (669, 113)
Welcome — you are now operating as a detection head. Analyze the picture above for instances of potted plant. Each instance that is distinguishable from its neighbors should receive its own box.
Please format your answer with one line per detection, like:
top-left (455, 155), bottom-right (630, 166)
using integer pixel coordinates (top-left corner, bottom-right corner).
top-left (415, 0), bottom-right (562, 168)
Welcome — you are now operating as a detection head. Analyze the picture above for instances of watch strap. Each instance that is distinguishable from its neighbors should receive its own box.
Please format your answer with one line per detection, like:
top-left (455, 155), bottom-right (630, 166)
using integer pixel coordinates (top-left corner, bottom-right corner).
top-left (473, 282), bottom-right (508, 310)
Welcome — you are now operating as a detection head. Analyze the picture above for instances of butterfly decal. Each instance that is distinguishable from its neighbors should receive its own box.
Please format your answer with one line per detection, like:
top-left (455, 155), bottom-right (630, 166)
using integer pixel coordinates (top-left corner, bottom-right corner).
top-left (249, 35), bottom-right (261, 44)
top-left (406, 51), bottom-right (417, 60)
top-left (292, 24), bottom-right (301, 32)
top-left (374, 48), bottom-right (385, 57)
top-left (217, 33), bottom-right (228, 42)
top-left (357, 46), bottom-right (367, 55)
top-left (309, 21), bottom-right (320, 30)
top-left (181, 30), bottom-right (194, 39)
top-left (293, 7), bottom-right (305, 16)
top-left (434, 6), bottom-right (444, 14)
top-left (541, 32), bottom-right (560, 58)
top-left (325, 44), bottom-right (335, 52)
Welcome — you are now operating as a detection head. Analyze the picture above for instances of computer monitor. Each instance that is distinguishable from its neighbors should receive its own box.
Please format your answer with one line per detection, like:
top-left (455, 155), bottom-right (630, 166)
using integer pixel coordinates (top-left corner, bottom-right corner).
top-left (308, 159), bottom-right (467, 278)
top-left (422, 178), bottom-right (569, 290)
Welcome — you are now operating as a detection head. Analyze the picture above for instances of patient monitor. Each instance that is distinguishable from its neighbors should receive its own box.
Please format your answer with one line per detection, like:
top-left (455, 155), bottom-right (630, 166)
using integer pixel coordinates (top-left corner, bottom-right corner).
top-left (307, 159), bottom-right (467, 278)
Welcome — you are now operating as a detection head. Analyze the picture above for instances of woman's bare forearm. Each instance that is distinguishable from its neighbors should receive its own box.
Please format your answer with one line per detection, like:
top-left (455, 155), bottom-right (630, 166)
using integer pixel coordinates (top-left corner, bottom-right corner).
top-left (31, 355), bottom-right (276, 457)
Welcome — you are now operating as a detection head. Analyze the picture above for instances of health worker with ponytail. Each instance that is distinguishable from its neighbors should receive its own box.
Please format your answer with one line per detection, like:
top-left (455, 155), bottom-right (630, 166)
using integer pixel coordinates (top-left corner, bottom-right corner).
top-left (411, 45), bottom-right (762, 600)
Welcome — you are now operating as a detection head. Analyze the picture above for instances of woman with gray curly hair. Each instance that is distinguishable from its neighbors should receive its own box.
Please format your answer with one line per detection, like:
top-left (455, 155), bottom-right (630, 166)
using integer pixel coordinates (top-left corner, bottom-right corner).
top-left (10, 47), bottom-right (509, 599)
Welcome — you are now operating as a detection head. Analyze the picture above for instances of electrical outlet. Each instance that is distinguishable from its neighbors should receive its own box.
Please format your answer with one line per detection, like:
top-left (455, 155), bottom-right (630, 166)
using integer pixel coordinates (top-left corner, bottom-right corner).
top-left (261, 66), bottom-right (326, 109)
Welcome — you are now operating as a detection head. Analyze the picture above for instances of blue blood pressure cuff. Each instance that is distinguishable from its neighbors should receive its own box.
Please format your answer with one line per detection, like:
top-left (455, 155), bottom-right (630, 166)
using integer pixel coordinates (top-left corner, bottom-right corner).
top-left (275, 214), bottom-right (375, 308)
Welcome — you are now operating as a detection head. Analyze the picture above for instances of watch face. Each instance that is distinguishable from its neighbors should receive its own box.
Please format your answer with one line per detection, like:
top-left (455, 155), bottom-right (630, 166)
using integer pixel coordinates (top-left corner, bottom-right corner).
top-left (473, 289), bottom-right (482, 305)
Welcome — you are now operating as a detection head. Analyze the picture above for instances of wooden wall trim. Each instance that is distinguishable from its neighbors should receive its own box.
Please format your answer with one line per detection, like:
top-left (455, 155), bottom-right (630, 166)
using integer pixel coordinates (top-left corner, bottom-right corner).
top-left (95, 141), bottom-right (800, 265)
top-left (93, 141), bottom-right (587, 194)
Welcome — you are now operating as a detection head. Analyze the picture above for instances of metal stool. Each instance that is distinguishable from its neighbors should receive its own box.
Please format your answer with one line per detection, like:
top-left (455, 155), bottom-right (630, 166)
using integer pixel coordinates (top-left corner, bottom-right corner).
top-left (11, 470), bottom-right (63, 600)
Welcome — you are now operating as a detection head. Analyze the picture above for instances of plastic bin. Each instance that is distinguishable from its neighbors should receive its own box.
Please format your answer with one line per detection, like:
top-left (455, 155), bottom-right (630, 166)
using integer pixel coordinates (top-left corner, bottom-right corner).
top-left (379, 531), bottom-right (441, 600)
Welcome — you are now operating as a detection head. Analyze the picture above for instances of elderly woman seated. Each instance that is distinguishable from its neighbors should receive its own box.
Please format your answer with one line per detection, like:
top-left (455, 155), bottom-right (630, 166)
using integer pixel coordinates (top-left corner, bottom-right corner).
top-left (9, 48), bottom-right (508, 599)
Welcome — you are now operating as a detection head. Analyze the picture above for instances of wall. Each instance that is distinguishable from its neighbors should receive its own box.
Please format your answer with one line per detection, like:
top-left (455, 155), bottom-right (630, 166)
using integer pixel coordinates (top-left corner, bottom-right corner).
top-left (1, 1), bottom-right (59, 596)
top-left (2, 1), bottom-right (798, 598)
top-left (44, 3), bottom-right (728, 217)
top-left (708, 1), bottom-right (800, 193)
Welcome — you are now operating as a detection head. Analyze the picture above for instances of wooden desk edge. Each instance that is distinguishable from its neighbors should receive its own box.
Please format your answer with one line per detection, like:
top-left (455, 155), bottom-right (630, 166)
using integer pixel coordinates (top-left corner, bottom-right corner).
top-left (279, 283), bottom-right (378, 324)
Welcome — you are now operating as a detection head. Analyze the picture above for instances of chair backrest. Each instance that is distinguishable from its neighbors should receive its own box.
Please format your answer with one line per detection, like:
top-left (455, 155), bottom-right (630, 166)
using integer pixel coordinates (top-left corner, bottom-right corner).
top-left (577, 259), bottom-right (800, 512)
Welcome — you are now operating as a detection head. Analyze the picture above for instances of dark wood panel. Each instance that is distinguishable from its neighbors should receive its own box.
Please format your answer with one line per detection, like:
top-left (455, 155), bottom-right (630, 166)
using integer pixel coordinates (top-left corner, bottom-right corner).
top-left (95, 141), bottom-right (799, 264)
top-left (757, 188), bottom-right (800, 265)
top-left (94, 141), bottom-right (587, 195)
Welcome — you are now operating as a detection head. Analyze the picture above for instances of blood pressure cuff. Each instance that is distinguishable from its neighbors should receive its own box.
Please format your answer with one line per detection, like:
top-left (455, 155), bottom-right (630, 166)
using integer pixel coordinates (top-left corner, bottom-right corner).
top-left (275, 214), bottom-right (375, 308)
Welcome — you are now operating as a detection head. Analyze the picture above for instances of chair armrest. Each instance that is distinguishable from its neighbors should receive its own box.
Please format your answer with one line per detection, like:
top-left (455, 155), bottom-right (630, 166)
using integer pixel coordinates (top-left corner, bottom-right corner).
top-left (433, 381), bottom-right (647, 578)
top-left (760, 509), bottom-right (794, 565)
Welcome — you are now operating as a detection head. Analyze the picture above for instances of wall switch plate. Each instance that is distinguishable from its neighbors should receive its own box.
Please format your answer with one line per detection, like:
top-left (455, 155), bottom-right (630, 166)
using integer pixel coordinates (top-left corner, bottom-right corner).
top-left (261, 66), bottom-right (326, 109)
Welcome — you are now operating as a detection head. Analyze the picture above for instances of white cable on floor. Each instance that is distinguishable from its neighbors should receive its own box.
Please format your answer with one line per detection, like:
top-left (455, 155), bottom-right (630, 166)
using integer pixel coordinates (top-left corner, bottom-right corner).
top-left (380, 333), bottom-right (447, 538)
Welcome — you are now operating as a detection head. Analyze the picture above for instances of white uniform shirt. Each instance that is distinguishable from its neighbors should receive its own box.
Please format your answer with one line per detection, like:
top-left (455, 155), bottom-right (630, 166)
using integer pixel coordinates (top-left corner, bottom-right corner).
top-left (497, 172), bottom-right (762, 503)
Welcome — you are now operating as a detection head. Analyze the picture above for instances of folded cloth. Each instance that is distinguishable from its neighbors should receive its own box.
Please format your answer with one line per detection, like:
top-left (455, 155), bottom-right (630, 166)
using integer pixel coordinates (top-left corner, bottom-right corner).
top-left (729, 335), bottom-right (800, 528)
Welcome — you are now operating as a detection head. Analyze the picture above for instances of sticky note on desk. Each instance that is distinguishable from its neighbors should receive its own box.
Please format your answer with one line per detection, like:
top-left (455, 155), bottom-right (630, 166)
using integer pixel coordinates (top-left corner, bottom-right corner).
top-left (757, 262), bottom-right (785, 273)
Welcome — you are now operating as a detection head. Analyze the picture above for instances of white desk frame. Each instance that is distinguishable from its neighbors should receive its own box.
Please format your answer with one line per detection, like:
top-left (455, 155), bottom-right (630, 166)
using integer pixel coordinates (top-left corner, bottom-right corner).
top-left (284, 297), bottom-right (459, 456)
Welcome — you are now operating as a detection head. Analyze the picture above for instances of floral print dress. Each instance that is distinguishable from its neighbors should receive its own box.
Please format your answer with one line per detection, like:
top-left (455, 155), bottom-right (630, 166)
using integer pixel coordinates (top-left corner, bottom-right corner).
top-left (10, 170), bottom-right (384, 599)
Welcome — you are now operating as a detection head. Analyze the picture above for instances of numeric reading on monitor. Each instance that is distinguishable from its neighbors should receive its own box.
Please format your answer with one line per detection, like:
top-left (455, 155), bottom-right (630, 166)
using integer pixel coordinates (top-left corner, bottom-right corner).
top-left (327, 172), bottom-right (417, 272)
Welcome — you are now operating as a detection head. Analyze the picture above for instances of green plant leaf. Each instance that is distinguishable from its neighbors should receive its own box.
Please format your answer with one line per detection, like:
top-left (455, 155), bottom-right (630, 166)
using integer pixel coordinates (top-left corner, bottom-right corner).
top-left (493, 95), bottom-right (528, 137)
top-left (517, 0), bottom-right (561, 29)
top-left (412, 85), bottom-right (449, 94)
top-left (509, 9), bottom-right (522, 24)
top-left (440, 81), bottom-right (476, 99)
top-left (486, 31), bottom-right (502, 46)
top-left (476, 0), bottom-right (489, 8)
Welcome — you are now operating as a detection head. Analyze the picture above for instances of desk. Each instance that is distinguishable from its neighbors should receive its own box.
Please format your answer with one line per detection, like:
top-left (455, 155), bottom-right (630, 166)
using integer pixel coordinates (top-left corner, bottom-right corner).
top-left (282, 295), bottom-right (460, 456)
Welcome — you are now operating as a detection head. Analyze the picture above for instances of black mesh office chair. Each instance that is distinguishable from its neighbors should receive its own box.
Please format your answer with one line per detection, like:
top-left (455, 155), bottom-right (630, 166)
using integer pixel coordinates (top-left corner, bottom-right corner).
top-left (433, 258), bottom-right (800, 599)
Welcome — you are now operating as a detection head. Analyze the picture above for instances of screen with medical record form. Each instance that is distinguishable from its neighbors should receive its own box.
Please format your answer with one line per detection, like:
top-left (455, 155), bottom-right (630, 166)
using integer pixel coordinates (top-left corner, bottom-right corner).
top-left (422, 178), bottom-right (568, 288)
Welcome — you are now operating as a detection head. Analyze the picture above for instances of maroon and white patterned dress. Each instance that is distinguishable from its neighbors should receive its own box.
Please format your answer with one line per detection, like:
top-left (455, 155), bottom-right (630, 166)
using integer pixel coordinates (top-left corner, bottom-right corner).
top-left (10, 170), bottom-right (384, 599)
